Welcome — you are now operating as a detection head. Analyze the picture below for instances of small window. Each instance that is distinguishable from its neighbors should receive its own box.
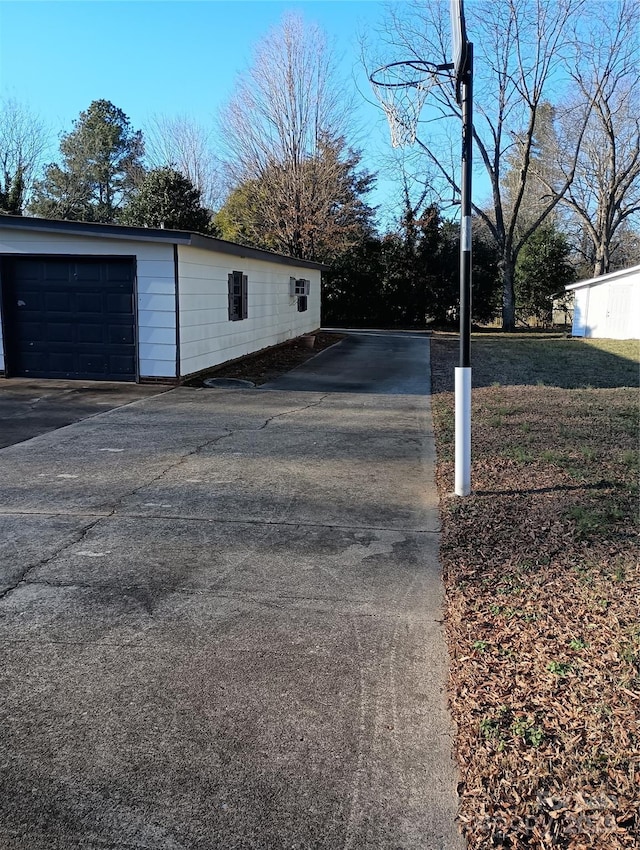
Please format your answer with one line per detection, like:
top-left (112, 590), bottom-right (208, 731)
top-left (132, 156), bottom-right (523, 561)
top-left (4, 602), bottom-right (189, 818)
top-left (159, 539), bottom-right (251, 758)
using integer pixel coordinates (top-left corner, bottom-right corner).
top-left (228, 271), bottom-right (248, 321)
top-left (290, 277), bottom-right (310, 297)
top-left (297, 295), bottom-right (308, 312)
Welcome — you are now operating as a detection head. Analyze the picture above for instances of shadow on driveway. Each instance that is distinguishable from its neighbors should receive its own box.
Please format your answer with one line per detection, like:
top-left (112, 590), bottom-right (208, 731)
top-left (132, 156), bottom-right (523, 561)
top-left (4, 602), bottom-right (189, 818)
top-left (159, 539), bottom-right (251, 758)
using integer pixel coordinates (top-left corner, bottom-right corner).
top-left (263, 331), bottom-right (431, 395)
top-left (0, 379), bottom-right (168, 448)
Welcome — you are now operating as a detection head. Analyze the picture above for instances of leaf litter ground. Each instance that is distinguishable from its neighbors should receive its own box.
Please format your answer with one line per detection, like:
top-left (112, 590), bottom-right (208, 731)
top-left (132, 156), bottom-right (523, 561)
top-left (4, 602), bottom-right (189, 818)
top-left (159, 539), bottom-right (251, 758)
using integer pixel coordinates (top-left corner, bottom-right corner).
top-left (431, 333), bottom-right (639, 849)
top-left (184, 332), bottom-right (345, 386)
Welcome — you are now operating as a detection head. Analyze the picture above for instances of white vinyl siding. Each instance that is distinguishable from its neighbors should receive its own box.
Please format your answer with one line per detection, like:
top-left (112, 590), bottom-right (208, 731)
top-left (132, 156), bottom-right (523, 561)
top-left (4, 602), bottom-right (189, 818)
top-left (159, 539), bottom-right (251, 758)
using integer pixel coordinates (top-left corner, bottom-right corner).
top-left (0, 230), bottom-right (177, 378)
top-left (572, 288), bottom-right (589, 337)
top-left (177, 245), bottom-right (321, 376)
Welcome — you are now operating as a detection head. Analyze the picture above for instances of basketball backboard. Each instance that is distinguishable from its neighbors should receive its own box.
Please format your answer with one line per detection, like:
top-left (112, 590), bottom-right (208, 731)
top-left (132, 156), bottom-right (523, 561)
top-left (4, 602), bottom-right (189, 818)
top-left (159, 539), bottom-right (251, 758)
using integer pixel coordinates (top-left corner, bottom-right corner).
top-left (450, 0), bottom-right (469, 101)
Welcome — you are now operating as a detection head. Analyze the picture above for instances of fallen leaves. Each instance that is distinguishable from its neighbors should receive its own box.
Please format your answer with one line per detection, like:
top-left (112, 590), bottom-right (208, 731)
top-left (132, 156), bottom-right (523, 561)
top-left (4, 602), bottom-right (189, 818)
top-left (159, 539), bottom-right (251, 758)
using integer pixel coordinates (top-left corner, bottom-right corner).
top-left (184, 332), bottom-right (345, 386)
top-left (431, 335), bottom-right (640, 849)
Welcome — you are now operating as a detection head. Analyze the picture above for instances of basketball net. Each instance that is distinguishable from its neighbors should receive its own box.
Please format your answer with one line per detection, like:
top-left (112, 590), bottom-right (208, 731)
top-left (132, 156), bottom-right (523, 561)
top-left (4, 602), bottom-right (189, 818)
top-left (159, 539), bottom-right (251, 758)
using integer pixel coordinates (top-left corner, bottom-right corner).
top-left (371, 72), bottom-right (435, 148)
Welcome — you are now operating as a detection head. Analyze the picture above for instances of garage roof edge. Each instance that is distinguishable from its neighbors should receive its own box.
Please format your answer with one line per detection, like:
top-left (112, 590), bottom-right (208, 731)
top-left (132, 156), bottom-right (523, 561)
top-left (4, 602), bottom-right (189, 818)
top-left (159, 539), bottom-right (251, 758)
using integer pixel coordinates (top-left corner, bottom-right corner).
top-left (0, 214), bottom-right (330, 271)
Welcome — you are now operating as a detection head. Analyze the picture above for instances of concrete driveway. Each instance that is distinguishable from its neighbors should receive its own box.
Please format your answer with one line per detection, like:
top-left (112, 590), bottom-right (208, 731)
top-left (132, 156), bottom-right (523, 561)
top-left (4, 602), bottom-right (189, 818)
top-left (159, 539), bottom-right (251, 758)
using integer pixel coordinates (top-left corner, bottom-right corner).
top-left (0, 332), bottom-right (462, 850)
top-left (0, 379), bottom-right (167, 449)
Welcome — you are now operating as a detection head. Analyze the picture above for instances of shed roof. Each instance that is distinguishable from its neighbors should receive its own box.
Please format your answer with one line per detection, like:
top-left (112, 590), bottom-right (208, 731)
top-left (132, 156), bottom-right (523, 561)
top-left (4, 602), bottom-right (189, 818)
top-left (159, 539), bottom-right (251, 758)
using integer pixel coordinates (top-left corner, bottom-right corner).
top-left (0, 214), bottom-right (329, 271)
top-left (565, 264), bottom-right (640, 292)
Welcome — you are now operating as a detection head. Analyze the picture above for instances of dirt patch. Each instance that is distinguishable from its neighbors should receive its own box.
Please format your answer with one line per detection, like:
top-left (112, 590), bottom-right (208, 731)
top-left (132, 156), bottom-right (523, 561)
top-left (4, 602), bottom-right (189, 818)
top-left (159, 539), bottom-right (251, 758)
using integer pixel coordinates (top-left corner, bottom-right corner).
top-left (431, 333), bottom-right (639, 849)
top-left (183, 332), bottom-right (346, 387)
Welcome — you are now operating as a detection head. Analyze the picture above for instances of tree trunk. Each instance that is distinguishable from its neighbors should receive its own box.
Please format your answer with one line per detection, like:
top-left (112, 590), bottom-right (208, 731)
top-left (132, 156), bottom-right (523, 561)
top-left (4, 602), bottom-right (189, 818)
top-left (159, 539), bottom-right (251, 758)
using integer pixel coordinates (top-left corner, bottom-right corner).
top-left (501, 259), bottom-right (516, 331)
top-left (593, 241), bottom-right (610, 277)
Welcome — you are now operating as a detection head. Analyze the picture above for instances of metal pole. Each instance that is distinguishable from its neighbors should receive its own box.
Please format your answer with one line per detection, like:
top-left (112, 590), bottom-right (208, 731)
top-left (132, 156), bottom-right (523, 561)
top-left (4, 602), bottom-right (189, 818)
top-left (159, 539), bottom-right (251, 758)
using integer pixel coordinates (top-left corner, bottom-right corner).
top-left (455, 42), bottom-right (473, 497)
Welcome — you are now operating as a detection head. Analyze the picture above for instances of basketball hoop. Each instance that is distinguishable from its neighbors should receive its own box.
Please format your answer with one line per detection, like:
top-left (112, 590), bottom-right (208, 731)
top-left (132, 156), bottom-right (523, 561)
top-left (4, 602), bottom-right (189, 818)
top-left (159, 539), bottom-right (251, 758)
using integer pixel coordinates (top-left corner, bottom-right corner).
top-left (369, 60), bottom-right (453, 148)
top-left (372, 2), bottom-right (474, 499)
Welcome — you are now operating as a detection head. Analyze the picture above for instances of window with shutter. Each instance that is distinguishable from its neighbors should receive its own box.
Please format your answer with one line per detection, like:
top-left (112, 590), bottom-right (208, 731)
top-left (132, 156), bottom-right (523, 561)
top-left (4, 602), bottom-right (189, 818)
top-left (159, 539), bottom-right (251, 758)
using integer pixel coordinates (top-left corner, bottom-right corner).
top-left (228, 270), bottom-right (247, 321)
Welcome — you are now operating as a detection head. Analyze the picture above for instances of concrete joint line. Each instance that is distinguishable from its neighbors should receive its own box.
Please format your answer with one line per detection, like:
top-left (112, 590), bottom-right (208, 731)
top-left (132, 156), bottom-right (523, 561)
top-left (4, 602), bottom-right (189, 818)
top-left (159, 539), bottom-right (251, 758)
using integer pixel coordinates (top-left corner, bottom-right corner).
top-left (0, 515), bottom-right (104, 602)
top-left (4, 572), bottom-right (441, 606)
top-left (0, 510), bottom-right (440, 534)
top-left (0, 509), bottom-right (110, 518)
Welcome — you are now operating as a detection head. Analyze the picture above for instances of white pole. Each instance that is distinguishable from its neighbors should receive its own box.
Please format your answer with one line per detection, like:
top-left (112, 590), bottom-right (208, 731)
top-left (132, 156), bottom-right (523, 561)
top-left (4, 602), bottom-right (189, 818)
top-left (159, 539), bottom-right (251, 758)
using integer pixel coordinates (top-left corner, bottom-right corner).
top-left (455, 366), bottom-right (472, 496)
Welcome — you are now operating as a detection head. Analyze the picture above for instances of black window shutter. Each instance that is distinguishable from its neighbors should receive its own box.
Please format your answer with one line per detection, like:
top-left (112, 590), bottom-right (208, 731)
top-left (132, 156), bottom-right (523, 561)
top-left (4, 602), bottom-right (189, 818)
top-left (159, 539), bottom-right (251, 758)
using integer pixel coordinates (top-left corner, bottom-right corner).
top-left (242, 274), bottom-right (248, 319)
top-left (228, 273), bottom-right (235, 320)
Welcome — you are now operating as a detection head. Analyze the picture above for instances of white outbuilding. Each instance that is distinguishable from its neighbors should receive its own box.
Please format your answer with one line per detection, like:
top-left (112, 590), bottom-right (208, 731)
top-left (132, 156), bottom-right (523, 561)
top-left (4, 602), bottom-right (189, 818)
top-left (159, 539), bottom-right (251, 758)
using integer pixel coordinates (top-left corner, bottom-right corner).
top-left (566, 264), bottom-right (640, 340)
top-left (0, 215), bottom-right (324, 382)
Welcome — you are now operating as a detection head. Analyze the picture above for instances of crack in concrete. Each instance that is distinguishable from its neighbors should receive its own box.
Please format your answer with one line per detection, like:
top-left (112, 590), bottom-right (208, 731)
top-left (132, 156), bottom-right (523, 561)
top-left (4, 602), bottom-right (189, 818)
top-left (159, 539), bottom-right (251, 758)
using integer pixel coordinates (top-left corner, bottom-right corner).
top-left (253, 394), bottom-right (330, 430)
top-left (108, 430), bottom-right (234, 505)
top-left (113, 393), bottom-right (329, 493)
top-left (0, 516), bottom-right (104, 602)
top-left (0, 396), bottom-right (333, 602)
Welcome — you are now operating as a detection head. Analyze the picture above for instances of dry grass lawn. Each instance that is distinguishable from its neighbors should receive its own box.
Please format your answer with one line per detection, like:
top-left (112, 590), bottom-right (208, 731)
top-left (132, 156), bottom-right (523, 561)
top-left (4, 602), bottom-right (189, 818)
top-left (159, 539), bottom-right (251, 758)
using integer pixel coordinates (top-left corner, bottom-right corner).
top-left (430, 333), bottom-right (639, 849)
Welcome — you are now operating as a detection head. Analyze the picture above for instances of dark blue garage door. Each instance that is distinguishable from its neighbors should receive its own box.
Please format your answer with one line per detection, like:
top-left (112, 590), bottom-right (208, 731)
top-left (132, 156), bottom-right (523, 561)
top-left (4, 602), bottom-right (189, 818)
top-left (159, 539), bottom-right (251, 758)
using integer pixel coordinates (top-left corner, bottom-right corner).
top-left (2, 256), bottom-right (136, 381)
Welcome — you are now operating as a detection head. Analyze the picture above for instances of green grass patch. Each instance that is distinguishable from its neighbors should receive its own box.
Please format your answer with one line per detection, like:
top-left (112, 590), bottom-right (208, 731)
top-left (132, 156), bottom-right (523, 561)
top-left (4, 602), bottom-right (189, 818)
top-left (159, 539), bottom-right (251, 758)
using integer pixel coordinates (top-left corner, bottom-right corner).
top-left (565, 504), bottom-right (627, 539)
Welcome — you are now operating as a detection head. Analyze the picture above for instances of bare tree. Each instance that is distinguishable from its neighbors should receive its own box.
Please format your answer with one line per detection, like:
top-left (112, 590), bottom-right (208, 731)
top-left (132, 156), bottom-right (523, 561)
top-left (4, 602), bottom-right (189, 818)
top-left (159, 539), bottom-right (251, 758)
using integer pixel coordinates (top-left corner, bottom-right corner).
top-left (217, 13), bottom-right (369, 260)
top-left (220, 13), bottom-right (348, 178)
top-left (143, 113), bottom-right (223, 210)
top-left (0, 97), bottom-right (49, 214)
top-left (554, 0), bottom-right (640, 277)
top-left (369, 0), bottom-right (592, 330)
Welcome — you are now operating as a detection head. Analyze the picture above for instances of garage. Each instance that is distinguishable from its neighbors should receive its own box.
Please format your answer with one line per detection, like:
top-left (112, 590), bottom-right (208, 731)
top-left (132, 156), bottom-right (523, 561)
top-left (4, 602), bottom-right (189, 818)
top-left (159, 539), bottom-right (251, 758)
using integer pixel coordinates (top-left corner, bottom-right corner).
top-left (0, 214), bottom-right (324, 383)
top-left (1, 255), bottom-right (136, 381)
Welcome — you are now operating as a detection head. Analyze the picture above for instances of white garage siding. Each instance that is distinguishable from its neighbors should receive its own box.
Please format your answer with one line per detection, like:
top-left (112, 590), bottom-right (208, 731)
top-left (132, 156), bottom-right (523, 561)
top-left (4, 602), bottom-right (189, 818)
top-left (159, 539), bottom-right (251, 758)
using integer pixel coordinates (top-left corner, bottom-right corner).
top-left (0, 217), bottom-right (326, 382)
top-left (0, 229), bottom-right (178, 378)
top-left (571, 287), bottom-right (589, 337)
top-left (568, 265), bottom-right (640, 340)
top-left (177, 245), bottom-right (321, 376)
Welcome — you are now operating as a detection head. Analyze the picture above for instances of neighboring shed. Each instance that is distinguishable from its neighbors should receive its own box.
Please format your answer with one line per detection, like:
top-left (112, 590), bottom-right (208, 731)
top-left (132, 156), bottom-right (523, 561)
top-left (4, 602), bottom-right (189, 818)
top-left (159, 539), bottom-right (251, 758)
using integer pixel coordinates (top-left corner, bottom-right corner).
top-left (566, 264), bottom-right (640, 340)
top-left (0, 215), bottom-right (325, 382)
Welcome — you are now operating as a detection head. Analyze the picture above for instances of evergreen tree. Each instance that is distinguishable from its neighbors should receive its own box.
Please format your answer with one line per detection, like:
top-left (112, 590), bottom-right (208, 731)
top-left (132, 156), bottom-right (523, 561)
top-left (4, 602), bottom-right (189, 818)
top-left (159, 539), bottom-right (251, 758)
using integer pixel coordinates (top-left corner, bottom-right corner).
top-left (322, 236), bottom-right (385, 327)
top-left (214, 179), bottom-right (267, 247)
top-left (502, 102), bottom-right (560, 234)
top-left (377, 202), bottom-right (442, 328)
top-left (0, 167), bottom-right (25, 214)
top-left (29, 100), bottom-right (144, 222)
top-left (515, 224), bottom-right (575, 323)
top-left (322, 208), bottom-right (501, 329)
top-left (120, 167), bottom-right (214, 233)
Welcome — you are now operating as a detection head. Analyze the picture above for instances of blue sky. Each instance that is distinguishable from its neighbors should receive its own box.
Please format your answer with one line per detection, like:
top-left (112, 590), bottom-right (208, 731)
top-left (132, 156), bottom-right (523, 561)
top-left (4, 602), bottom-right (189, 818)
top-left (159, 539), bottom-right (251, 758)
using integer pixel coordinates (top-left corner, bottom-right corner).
top-left (0, 0), bottom-right (450, 226)
top-left (0, 1), bottom-right (382, 132)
